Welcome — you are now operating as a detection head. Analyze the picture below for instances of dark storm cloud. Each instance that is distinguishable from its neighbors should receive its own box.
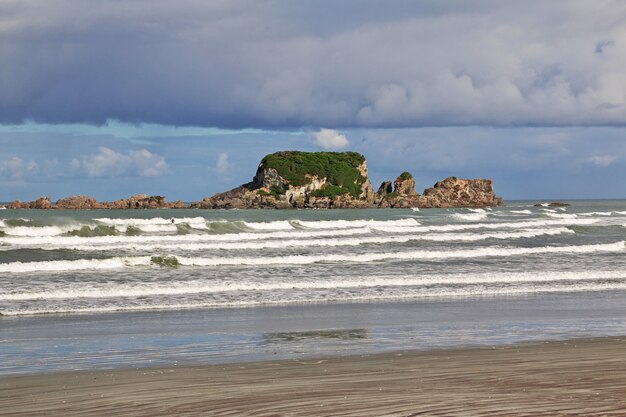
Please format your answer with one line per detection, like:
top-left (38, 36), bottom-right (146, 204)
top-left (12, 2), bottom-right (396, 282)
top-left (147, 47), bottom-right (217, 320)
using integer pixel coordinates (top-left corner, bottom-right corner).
top-left (1, 0), bottom-right (625, 128)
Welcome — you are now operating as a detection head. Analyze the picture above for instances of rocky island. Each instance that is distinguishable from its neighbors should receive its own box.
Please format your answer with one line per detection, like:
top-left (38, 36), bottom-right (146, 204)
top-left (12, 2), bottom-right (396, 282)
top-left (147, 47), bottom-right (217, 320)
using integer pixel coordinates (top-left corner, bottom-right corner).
top-left (191, 151), bottom-right (503, 209)
top-left (5, 151), bottom-right (503, 210)
top-left (7, 194), bottom-right (185, 210)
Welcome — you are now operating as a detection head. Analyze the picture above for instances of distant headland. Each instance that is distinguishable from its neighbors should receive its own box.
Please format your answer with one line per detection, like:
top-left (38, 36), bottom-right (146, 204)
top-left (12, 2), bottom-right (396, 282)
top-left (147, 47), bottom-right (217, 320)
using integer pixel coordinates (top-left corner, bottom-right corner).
top-left (4, 151), bottom-right (503, 209)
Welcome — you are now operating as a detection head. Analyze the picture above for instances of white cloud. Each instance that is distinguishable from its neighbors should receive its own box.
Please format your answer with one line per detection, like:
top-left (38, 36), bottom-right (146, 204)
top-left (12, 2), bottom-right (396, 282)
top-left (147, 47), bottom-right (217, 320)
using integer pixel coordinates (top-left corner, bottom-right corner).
top-left (313, 128), bottom-right (349, 149)
top-left (75, 147), bottom-right (168, 178)
top-left (0, 157), bottom-right (38, 179)
top-left (588, 155), bottom-right (618, 167)
top-left (216, 152), bottom-right (231, 174)
top-left (130, 149), bottom-right (168, 177)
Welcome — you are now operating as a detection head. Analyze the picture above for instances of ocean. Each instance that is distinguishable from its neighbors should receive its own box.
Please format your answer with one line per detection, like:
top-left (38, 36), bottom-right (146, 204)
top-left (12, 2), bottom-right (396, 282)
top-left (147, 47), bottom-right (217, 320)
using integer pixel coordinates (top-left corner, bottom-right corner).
top-left (2, 201), bottom-right (626, 374)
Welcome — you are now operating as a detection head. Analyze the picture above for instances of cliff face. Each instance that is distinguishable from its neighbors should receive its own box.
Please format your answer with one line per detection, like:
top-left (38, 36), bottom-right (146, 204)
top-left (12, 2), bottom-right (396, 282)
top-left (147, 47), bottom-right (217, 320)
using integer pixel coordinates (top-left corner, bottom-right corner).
top-left (193, 152), bottom-right (503, 209)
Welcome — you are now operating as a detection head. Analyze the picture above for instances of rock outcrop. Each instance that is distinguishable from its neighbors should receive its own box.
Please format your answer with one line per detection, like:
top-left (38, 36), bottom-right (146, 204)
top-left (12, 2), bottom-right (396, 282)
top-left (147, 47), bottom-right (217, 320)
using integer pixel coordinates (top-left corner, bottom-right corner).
top-left (377, 181), bottom-right (393, 196)
top-left (421, 177), bottom-right (503, 207)
top-left (8, 194), bottom-right (185, 210)
top-left (193, 151), bottom-right (377, 209)
top-left (8, 197), bottom-right (53, 209)
top-left (393, 172), bottom-right (417, 195)
top-left (55, 195), bottom-right (101, 210)
top-left (533, 202), bottom-right (570, 207)
top-left (378, 176), bottom-right (503, 208)
top-left (194, 152), bottom-right (503, 209)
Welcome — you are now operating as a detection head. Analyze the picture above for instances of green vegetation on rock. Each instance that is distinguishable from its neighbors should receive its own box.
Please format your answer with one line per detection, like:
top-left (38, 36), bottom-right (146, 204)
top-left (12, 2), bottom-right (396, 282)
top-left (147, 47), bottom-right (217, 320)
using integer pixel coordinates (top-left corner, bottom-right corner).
top-left (310, 184), bottom-right (348, 200)
top-left (258, 184), bottom-right (285, 197)
top-left (399, 171), bottom-right (413, 180)
top-left (260, 151), bottom-right (366, 198)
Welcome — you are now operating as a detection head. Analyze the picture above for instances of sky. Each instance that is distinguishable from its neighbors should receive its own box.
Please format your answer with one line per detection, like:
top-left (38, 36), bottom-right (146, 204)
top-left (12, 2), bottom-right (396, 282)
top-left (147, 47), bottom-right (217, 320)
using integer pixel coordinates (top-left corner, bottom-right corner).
top-left (1, 0), bottom-right (625, 201)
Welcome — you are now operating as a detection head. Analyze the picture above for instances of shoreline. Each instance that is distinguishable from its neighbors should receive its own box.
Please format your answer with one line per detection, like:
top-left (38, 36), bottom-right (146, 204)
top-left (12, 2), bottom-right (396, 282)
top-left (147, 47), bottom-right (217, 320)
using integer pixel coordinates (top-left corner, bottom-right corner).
top-left (2, 336), bottom-right (625, 416)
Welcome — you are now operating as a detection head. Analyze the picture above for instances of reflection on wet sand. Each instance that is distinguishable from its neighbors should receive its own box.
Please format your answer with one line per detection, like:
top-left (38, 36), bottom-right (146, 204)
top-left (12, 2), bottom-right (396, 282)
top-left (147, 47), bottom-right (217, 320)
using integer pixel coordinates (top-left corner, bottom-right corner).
top-left (264, 328), bottom-right (368, 343)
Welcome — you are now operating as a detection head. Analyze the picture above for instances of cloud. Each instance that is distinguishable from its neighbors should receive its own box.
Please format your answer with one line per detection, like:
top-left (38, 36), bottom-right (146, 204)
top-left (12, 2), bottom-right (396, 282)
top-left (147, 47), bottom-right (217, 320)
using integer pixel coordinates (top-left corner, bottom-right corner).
top-left (74, 147), bottom-right (168, 178)
top-left (1, 1), bottom-right (625, 128)
top-left (588, 155), bottom-right (618, 167)
top-left (0, 157), bottom-right (38, 179)
top-left (215, 153), bottom-right (232, 174)
top-left (313, 128), bottom-right (349, 149)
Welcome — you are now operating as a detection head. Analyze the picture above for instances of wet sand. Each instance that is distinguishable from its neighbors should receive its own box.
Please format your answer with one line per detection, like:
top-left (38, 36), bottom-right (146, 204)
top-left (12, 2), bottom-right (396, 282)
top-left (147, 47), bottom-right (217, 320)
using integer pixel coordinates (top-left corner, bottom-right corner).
top-left (1, 336), bottom-right (625, 416)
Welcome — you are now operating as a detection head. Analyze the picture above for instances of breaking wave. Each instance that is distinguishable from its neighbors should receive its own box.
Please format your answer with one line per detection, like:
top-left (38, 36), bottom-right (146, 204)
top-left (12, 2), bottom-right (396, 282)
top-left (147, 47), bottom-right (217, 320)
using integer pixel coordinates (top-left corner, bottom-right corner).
top-left (4, 270), bottom-right (625, 302)
top-left (13, 228), bottom-right (573, 252)
top-left (0, 241), bottom-right (622, 272)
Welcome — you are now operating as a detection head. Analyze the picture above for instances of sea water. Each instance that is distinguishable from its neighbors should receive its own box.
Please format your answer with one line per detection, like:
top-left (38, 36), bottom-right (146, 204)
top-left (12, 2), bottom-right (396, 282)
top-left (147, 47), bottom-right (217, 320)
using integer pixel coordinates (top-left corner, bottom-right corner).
top-left (1, 201), bottom-right (626, 374)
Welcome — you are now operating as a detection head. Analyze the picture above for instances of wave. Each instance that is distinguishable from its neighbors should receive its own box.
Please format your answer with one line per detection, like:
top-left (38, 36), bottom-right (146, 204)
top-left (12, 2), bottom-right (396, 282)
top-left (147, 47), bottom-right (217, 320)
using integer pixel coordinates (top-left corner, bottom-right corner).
top-left (64, 225), bottom-right (118, 237)
top-left (1, 241), bottom-right (622, 272)
top-left (296, 218), bottom-right (420, 229)
top-left (543, 212), bottom-right (578, 219)
top-left (0, 226), bottom-right (374, 247)
top-left (4, 281), bottom-right (626, 316)
top-left (452, 212), bottom-right (489, 221)
top-left (1, 225), bottom-right (81, 237)
top-left (0, 217), bottom-right (421, 238)
top-left (0, 218), bottom-right (597, 248)
top-left (510, 210), bottom-right (532, 215)
top-left (94, 217), bottom-right (208, 226)
top-left (4, 270), bottom-right (625, 301)
top-left (242, 220), bottom-right (295, 230)
top-left (579, 211), bottom-right (615, 217)
top-left (371, 218), bottom-right (599, 234)
top-left (21, 228), bottom-right (574, 252)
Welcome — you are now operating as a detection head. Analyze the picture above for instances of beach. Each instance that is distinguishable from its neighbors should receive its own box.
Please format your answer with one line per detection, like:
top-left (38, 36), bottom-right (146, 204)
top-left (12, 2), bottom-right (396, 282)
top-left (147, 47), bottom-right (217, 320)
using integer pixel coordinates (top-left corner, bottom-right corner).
top-left (3, 202), bottom-right (626, 415)
top-left (2, 336), bottom-right (625, 416)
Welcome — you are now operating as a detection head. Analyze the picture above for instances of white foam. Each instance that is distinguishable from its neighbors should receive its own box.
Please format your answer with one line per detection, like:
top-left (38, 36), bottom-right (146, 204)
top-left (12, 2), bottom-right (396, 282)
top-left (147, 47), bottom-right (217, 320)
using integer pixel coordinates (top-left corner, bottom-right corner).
top-left (4, 281), bottom-right (626, 316)
top-left (579, 211), bottom-right (614, 217)
top-left (0, 218), bottom-right (596, 248)
top-left (31, 228), bottom-right (573, 252)
top-left (296, 218), bottom-right (419, 229)
top-left (452, 212), bottom-right (489, 221)
top-left (136, 224), bottom-right (178, 233)
top-left (467, 208), bottom-right (486, 213)
top-left (243, 220), bottom-right (295, 230)
top-left (4, 270), bottom-right (625, 301)
top-left (543, 212), bottom-right (578, 219)
top-left (95, 217), bottom-right (208, 226)
top-left (2, 225), bottom-right (78, 237)
top-left (2, 241), bottom-right (620, 272)
top-left (0, 220), bottom-right (5, 227)
top-left (169, 241), bottom-right (625, 266)
top-left (0, 227), bottom-right (373, 247)
top-left (510, 210), bottom-right (532, 215)
top-left (0, 256), bottom-right (152, 273)
top-left (372, 218), bottom-right (598, 234)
